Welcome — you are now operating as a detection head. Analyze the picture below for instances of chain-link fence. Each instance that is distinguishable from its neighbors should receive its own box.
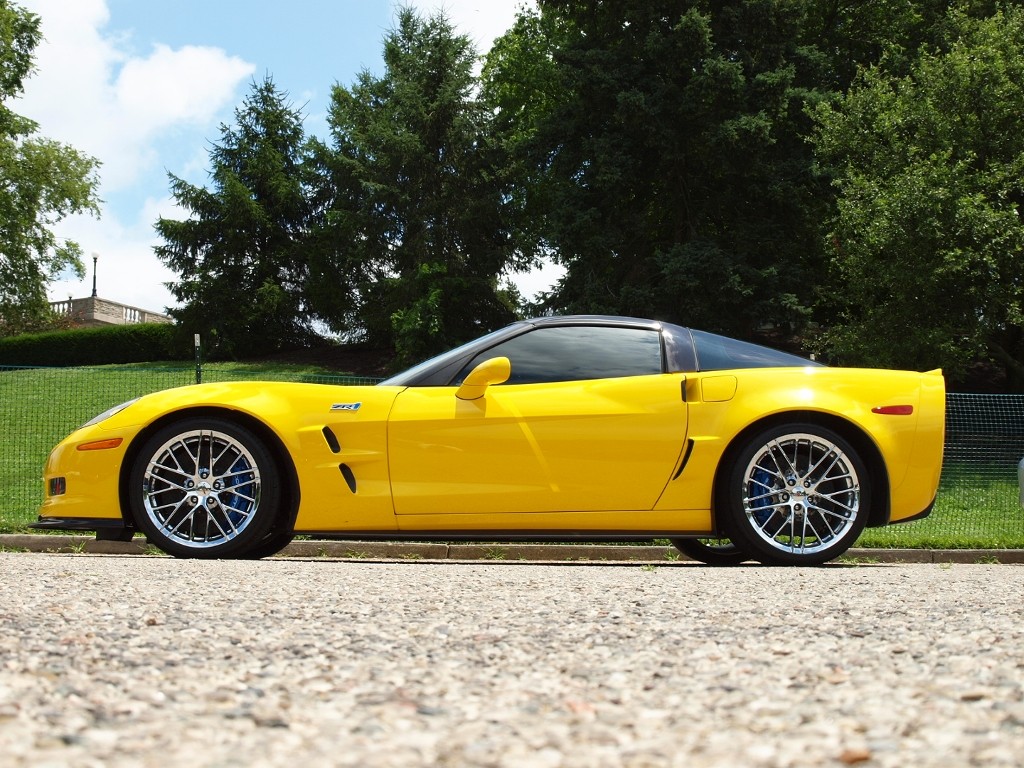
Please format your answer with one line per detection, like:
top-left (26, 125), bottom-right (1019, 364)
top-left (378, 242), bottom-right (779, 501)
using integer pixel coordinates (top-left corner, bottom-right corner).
top-left (859, 393), bottom-right (1024, 548)
top-left (2, 365), bottom-right (1023, 546)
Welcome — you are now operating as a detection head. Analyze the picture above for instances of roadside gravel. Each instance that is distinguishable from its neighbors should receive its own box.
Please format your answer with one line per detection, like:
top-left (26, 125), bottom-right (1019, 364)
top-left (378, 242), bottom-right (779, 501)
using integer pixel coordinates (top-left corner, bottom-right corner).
top-left (0, 554), bottom-right (1021, 767)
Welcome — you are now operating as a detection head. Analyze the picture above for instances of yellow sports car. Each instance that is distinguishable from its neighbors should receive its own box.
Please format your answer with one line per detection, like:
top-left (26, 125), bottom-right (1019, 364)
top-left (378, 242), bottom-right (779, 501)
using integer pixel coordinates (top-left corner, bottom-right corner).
top-left (35, 316), bottom-right (945, 565)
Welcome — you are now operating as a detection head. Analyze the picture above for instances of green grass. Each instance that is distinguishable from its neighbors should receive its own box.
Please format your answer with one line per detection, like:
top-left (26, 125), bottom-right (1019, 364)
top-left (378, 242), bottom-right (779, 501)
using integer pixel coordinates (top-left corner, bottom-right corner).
top-left (0, 366), bottom-right (188, 531)
top-left (3, 364), bottom-right (1023, 548)
top-left (856, 476), bottom-right (1024, 549)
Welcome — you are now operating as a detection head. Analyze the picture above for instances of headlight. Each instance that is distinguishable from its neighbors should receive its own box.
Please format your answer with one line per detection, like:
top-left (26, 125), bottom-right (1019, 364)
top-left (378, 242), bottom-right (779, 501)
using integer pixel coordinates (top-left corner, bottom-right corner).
top-left (81, 398), bottom-right (140, 428)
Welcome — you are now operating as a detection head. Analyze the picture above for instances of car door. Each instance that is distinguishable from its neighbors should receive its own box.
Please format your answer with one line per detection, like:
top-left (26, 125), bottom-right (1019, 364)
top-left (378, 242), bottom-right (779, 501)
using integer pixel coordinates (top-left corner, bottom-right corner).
top-left (386, 325), bottom-right (688, 515)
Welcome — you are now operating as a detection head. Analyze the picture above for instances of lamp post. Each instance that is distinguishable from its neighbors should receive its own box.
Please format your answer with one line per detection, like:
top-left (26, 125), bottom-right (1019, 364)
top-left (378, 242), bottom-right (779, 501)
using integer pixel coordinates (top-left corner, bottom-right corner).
top-left (91, 254), bottom-right (98, 298)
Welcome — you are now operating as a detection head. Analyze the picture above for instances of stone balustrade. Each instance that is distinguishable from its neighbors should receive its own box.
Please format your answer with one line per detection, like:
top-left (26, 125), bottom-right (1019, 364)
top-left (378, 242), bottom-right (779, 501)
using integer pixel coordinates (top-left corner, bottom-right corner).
top-left (49, 296), bottom-right (172, 326)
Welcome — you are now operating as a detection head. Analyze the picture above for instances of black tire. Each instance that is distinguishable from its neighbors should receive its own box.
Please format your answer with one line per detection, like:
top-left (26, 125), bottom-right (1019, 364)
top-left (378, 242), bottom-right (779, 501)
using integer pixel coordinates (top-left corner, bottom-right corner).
top-left (669, 537), bottom-right (750, 566)
top-left (718, 423), bottom-right (870, 566)
top-left (240, 528), bottom-right (295, 560)
top-left (128, 417), bottom-right (282, 559)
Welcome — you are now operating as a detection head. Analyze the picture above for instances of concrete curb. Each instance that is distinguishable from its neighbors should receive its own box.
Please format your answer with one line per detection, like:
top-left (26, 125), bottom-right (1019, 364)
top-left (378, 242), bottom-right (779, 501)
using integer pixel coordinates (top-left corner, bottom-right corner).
top-left (0, 534), bottom-right (1021, 564)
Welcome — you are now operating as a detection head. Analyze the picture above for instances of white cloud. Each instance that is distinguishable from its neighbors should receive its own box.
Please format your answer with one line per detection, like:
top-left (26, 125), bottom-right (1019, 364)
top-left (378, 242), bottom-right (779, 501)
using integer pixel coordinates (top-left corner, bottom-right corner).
top-left (18, 1), bottom-right (254, 191)
top-left (17, 0), bottom-right (556, 312)
top-left (44, 214), bottom-right (178, 315)
top-left (115, 45), bottom-right (254, 138)
top-left (138, 194), bottom-right (188, 229)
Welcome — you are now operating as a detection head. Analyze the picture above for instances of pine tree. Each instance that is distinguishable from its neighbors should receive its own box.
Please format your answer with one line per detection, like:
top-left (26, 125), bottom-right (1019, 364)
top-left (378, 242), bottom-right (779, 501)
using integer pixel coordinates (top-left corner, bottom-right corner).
top-left (310, 9), bottom-right (529, 364)
top-left (156, 77), bottom-right (321, 357)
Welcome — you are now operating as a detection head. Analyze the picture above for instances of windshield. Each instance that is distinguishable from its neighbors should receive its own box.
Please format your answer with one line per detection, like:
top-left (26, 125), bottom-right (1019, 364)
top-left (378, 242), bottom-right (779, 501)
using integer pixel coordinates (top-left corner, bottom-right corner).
top-left (379, 325), bottom-right (524, 386)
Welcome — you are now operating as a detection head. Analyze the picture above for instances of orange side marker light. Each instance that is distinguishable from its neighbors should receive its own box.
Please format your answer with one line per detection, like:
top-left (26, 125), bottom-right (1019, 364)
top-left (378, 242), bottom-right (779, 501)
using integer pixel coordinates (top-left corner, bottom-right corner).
top-left (77, 438), bottom-right (124, 451)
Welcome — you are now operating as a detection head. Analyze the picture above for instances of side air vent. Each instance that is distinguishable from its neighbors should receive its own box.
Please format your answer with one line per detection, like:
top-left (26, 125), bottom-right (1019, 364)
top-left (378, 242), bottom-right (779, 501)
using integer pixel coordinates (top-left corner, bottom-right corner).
top-left (322, 426), bottom-right (341, 453)
top-left (672, 439), bottom-right (695, 480)
top-left (339, 464), bottom-right (357, 493)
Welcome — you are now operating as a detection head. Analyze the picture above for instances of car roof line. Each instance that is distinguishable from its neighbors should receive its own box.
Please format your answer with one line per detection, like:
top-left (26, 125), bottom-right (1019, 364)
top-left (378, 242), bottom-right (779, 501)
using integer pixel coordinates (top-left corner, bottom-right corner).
top-left (524, 314), bottom-right (666, 330)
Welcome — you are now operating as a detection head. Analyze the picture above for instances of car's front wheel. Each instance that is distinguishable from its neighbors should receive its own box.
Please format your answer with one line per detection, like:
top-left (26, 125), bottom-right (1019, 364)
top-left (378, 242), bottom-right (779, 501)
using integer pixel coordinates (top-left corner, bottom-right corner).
top-left (719, 423), bottom-right (869, 566)
top-left (128, 417), bottom-right (282, 559)
top-left (240, 528), bottom-right (295, 560)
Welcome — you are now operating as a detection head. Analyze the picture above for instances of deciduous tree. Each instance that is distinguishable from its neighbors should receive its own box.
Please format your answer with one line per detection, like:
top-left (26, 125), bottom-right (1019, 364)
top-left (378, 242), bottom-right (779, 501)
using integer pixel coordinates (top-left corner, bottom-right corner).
top-left (0, 0), bottom-right (99, 335)
top-left (489, 1), bottom-right (832, 339)
top-left (812, 8), bottom-right (1024, 389)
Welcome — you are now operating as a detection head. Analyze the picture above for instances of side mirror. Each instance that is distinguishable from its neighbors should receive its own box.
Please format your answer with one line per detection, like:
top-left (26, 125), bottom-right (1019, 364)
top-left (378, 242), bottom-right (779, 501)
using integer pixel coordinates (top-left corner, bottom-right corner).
top-left (456, 357), bottom-right (511, 401)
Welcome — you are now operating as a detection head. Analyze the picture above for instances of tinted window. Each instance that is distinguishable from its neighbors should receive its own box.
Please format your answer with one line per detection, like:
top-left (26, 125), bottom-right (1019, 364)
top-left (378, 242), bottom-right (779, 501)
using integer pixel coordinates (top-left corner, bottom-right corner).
top-left (456, 326), bottom-right (664, 384)
top-left (691, 329), bottom-right (820, 371)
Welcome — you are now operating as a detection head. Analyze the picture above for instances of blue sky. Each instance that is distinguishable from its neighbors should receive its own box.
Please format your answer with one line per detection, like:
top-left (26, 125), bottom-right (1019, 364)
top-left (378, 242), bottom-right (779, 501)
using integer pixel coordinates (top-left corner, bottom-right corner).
top-left (16, 0), bottom-right (556, 315)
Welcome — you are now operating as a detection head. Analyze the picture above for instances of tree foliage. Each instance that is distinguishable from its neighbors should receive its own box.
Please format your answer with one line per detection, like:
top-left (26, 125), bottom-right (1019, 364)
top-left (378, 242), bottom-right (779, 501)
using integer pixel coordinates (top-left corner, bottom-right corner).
top-left (481, 0), bottom-right (1024, 384)
top-left (310, 9), bottom-right (530, 364)
top-left (146, 1), bottom-right (1024, 389)
top-left (155, 77), bottom-right (320, 357)
top-left (0, 0), bottom-right (100, 336)
top-left (486, 1), bottom-right (834, 338)
top-left (480, 9), bottom-right (567, 263)
top-left (812, 8), bottom-right (1024, 387)
top-left (801, 0), bottom-right (1018, 86)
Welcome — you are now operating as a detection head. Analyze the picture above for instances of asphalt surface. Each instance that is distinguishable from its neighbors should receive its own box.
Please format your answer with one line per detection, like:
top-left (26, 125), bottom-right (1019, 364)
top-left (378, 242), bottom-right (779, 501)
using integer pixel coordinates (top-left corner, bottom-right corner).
top-left (0, 552), bottom-right (1021, 767)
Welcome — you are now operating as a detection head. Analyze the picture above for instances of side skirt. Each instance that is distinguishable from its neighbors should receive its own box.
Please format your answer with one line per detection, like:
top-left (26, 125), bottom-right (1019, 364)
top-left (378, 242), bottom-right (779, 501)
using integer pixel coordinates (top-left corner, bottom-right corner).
top-left (32, 516), bottom-right (128, 532)
top-left (293, 529), bottom-right (714, 542)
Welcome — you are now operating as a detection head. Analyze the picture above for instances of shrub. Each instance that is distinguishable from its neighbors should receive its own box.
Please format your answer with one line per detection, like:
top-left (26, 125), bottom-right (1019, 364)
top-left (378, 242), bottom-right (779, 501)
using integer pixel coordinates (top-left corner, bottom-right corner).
top-left (0, 324), bottom-right (185, 366)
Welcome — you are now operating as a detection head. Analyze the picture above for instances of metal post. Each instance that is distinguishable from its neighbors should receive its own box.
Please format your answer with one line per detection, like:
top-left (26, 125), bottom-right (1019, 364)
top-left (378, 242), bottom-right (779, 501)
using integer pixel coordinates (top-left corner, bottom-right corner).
top-left (194, 334), bottom-right (202, 385)
top-left (1018, 456), bottom-right (1023, 508)
top-left (91, 254), bottom-right (98, 298)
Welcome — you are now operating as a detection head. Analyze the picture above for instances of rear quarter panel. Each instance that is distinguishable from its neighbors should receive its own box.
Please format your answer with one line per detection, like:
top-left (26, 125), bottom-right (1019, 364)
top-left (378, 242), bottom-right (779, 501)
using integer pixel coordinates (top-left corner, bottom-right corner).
top-left (656, 367), bottom-right (945, 522)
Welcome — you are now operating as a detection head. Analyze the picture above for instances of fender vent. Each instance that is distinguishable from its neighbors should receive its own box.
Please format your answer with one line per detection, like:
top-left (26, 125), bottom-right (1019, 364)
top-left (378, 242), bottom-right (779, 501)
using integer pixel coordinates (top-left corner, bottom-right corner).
top-left (339, 464), bottom-right (357, 493)
top-left (322, 426), bottom-right (341, 453)
top-left (673, 439), bottom-right (695, 480)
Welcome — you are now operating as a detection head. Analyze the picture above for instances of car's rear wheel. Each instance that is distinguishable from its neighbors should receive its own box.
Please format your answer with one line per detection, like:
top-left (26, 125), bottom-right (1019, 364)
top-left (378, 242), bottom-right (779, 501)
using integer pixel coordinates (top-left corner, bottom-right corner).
top-left (128, 417), bottom-right (282, 559)
top-left (669, 537), bottom-right (750, 566)
top-left (719, 423), bottom-right (869, 566)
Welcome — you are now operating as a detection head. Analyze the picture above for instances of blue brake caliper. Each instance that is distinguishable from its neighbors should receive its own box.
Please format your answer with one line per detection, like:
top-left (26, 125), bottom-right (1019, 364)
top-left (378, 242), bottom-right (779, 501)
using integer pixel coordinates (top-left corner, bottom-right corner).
top-left (750, 468), bottom-right (775, 527)
top-left (222, 456), bottom-right (254, 528)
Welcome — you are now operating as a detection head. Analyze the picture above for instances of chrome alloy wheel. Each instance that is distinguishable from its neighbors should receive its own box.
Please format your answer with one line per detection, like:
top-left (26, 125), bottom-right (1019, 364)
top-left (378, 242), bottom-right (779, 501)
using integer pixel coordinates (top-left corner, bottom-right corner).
top-left (141, 428), bottom-right (263, 549)
top-left (741, 432), bottom-right (861, 556)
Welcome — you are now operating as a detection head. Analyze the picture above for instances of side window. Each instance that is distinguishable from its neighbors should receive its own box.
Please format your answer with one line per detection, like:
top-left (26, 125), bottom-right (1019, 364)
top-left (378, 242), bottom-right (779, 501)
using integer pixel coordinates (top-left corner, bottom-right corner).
top-left (690, 329), bottom-right (819, 371)
top-left (455, 326), bottom-right (664, 384)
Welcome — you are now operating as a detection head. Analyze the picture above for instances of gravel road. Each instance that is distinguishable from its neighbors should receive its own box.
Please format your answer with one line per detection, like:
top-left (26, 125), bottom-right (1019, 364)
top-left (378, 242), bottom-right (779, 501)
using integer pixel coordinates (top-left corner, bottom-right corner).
top-left (0, 554), bottom-right (1021, 767)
